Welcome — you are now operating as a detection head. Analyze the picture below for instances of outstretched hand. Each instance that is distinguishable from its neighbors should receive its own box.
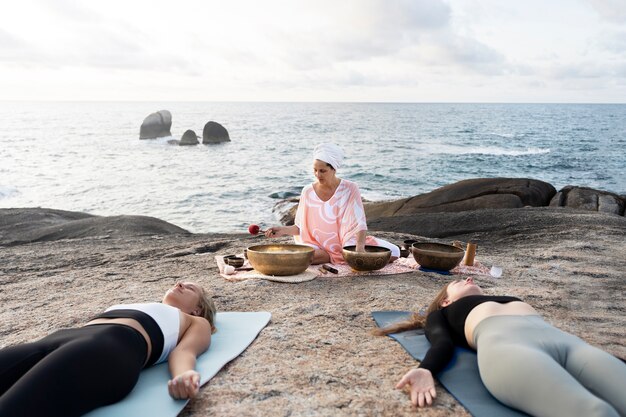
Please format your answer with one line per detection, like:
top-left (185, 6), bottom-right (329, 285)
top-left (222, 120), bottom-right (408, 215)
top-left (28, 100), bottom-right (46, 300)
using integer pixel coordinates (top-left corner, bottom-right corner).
top-left (168, 370), bottom-right (201, 399)
top-left (396, 368), bottom-right (437, 407)
top-left (264, 227), bottom-right (280, 237)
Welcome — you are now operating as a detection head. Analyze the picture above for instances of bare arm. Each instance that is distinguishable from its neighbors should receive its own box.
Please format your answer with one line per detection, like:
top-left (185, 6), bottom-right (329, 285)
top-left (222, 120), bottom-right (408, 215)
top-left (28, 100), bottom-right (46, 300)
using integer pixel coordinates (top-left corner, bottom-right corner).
top-left (355, 230), bottom-right (367, 252)
top-left (265, 224), bottom-right (300, 237)
top-left (167, 317), bottom-right (212, 399)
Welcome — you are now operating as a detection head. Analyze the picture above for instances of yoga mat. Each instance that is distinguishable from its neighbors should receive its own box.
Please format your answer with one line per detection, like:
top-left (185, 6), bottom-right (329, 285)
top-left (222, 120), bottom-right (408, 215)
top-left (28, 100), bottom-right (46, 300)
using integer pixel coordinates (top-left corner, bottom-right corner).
top-left (86, 311), bottom-right (271, 417)
top-left (372, 311), bottom-right (529, 417)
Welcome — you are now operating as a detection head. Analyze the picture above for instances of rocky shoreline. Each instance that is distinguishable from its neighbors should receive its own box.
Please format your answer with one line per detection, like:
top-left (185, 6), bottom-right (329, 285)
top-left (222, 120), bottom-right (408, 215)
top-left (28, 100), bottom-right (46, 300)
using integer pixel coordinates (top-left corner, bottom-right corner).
top-left (1, 179), bottom-right (625, 417)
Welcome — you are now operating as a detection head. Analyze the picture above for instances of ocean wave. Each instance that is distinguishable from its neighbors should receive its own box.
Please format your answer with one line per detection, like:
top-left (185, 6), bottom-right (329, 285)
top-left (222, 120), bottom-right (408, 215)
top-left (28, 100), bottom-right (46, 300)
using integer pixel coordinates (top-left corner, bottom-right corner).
top-left (422, 144), bottom-right (550, 156)
top-left (0, 186), bottom-right (18, 200)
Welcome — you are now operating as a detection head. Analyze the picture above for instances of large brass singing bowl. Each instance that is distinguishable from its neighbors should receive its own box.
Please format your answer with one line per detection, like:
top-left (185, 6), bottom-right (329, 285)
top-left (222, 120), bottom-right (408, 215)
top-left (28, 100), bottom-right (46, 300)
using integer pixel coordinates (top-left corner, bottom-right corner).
top-left (342, 245), bottom-right (391, 271)
top-left (411, 242), bottom-right (465, 271)
top-left (246, 244), bottom-right (314, 276)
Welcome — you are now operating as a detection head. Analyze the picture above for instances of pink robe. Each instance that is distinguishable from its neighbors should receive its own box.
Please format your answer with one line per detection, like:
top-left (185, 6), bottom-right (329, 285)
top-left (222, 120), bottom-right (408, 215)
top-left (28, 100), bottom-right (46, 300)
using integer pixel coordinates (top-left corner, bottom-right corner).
top-left (294, 179), bottom-right (378, 264)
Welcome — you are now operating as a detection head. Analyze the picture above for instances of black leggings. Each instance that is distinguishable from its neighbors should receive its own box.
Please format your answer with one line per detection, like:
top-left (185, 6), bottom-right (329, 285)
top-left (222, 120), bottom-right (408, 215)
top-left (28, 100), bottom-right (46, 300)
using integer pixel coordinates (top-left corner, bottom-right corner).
top-left (0, 324), bottom-right (147, 417)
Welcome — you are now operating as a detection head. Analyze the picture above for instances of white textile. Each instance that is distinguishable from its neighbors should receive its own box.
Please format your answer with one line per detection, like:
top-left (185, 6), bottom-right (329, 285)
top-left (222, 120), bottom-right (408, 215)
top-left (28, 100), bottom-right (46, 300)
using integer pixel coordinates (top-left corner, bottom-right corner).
top-left (313, 143), bottom-right (344, 170)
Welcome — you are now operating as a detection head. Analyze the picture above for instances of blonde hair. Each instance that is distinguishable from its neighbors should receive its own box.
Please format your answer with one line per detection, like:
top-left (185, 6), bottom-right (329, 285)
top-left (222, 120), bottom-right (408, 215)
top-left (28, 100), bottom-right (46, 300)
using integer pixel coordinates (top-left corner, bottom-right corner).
top-left (372, 283), bottom-right (451, 336)
top-left (196, 287), bottom-right (217, 334)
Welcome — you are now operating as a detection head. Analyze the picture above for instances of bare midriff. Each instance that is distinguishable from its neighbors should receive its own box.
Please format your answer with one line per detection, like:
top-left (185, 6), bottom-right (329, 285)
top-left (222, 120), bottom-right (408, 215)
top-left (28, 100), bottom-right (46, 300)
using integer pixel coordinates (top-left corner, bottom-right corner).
top-left (85, 318), bottom-right (153, 366)
top-left (465, 301), bottom-right (539, 348)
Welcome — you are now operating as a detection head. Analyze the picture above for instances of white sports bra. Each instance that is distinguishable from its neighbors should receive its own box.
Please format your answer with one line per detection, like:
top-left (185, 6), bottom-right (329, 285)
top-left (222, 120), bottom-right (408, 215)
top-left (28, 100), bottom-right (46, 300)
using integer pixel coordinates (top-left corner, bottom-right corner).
top-left (106, 302), bottom-right (180, 364)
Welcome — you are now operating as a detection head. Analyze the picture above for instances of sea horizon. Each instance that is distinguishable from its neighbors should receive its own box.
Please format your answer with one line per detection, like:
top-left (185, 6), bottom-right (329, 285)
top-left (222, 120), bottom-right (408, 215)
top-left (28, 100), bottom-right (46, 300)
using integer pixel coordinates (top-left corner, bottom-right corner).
top-left (1, 101), bottom-right (624, 234)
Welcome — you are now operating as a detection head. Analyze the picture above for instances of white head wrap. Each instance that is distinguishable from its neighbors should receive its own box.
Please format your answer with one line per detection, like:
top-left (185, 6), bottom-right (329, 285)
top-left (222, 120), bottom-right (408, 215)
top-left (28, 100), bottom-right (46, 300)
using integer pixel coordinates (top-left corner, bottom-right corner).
top-left (313, 143), bottom-right (345, 170)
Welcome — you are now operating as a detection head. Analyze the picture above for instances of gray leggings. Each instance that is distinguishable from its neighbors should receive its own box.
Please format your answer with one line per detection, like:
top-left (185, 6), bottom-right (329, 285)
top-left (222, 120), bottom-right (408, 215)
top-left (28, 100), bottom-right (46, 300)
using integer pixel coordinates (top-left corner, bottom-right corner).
top-left (474, 315), bottom-right (626, 417)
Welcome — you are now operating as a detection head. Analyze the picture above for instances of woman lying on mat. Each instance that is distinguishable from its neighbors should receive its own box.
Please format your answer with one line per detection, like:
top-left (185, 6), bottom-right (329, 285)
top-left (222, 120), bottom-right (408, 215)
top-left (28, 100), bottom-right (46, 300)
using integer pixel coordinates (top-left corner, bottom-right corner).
top-left (375, 277), bottom-right (626, 417)
top-left (0, 281), bottom-right (217, 417)
top-left (264, 142), bottom-right (399, 265)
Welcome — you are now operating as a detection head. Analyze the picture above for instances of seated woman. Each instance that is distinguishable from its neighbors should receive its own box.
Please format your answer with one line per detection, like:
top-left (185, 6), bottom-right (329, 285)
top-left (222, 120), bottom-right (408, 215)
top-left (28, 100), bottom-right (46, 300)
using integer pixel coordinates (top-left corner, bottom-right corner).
top-left (0, 281), bottom-right (217, 417)
top-left (376, 277), bottom-right (626, 417)
top-left (265, 143), bottom-right (400, 265)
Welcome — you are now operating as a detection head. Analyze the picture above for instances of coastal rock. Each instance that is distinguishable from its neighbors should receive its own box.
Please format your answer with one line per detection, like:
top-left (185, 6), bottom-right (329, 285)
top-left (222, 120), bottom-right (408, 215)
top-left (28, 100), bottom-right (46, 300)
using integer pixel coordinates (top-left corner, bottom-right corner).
top-left (139, 110), bottom-right (172, 139)
top-left (167, 130), bottom-right (199, 146)
top-left (549, 186), bottom-right (625, 216)
top-left (0, 208), bottom-right (189, 246)
top-left (365, 178), bottom-right (556, 220)
top-left (272, 197), bottom-right (299, 226)
top-left (1, 207), bottom-right (624, 417)
top-left (275, 178), bottom-right (557, 225)
top-left (368, 206), bottom-right (626, 241)
top-left (202, 121), bottom-right (230, 144)
top-left (179, 129), bottom-right (200, 146)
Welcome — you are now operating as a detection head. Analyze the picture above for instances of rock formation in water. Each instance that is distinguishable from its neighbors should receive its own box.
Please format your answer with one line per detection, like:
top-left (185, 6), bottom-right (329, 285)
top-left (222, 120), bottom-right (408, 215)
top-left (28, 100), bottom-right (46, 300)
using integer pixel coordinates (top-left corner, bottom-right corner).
top-left (139, 110), bottom-right (172, 139)
top-left (202, 121), bottom-right (230, 144)
top-left (168, 129), bottom-right (200, 146)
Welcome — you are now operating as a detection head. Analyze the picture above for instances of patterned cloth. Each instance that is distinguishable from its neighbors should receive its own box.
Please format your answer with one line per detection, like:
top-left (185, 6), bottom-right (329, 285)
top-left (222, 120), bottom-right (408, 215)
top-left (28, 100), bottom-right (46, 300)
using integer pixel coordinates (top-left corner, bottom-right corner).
top-left (294, 179), bottom-right (378, 264)
top-left (395, 256), bottom-right (492, 276)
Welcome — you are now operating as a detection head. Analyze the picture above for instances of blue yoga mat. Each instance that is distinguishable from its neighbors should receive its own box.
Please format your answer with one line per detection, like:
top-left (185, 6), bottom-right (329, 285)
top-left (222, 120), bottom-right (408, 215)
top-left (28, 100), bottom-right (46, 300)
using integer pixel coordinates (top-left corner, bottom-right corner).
top-left (372, 311), bottom-right (529, 417)
top-left (85, 311), bottom-right (271, 417)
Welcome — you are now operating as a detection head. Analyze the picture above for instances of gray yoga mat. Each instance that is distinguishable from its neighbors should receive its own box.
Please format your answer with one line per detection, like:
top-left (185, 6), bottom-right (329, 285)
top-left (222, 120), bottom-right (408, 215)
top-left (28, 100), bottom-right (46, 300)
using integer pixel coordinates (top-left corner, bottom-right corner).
top-left (85, 312), bottom-right (271, 417)
top-left (372, 311), bottom-right (529, 417)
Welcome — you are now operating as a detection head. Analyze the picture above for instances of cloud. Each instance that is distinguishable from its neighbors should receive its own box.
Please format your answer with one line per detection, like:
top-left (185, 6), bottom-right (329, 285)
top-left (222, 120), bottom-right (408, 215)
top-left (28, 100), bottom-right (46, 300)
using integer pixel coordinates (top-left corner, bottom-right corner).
top-left (586, 0), bottom-right (626, 23)
top-left (267, 0), bottom-right (452, 68)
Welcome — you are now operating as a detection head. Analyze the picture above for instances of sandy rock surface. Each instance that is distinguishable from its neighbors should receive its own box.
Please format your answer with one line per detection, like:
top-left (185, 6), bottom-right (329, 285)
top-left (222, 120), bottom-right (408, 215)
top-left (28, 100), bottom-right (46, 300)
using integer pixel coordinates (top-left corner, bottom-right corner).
top-left (0, 208), bottom-right (624, 417)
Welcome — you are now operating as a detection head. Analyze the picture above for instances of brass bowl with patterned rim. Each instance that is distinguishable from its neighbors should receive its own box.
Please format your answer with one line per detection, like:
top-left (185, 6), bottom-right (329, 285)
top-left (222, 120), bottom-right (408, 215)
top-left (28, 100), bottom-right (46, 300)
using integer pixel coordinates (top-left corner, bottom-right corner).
top-left (342, 245), bottom-right (391, 271)
top-left (246, 244), bottom-right (314, 276)
top-left (411, 242), bottom-right (464, 271)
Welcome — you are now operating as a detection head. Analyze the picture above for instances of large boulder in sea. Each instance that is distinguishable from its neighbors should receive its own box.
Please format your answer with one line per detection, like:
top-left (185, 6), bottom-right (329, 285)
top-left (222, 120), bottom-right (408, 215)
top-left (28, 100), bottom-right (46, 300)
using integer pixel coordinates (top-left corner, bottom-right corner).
top-left (202, 121), bottom-right (230, 144)
top-left (549, 186), bottom-right (625, 216)
top-left (167, 130), bottom-right (200, 146)
top-left (364, 178), bottom-right (556, 220)
top-left (140, 110), bottom-right (172, 139)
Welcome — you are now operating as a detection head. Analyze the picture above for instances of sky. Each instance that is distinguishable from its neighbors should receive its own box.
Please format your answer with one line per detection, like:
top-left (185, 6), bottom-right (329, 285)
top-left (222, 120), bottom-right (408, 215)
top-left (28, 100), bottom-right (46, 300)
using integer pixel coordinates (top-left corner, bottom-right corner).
top-left (0, 0), bottom-right (625, 102)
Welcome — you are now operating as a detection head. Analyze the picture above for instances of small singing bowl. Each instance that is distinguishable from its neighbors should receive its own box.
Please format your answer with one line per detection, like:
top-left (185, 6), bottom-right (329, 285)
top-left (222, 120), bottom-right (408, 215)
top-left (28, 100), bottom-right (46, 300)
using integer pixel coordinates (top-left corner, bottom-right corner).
top-left (411, 242), bottom-right (465, 271)
top-left (342, 245), bottom-right (391, 271)
top-left (399, 248), bottom-right (411, 258)
top-left (403, 239), bottom-right (417, 250)
top-left (246, 244), bottom-right (314, 276)
top-left (224, 256), bottom-right (245, 268)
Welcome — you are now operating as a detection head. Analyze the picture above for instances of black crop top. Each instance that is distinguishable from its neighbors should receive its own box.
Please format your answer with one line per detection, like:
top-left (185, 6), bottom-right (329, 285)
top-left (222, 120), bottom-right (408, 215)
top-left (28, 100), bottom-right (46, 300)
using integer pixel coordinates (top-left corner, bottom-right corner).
top-left (419, 295), bottom-right (522, 375)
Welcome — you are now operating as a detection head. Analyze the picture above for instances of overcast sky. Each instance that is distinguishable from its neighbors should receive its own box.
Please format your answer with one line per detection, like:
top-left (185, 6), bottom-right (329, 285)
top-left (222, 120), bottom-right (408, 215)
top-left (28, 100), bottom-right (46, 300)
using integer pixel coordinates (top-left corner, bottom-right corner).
top-left (1, 0), bottom-right (625, 102)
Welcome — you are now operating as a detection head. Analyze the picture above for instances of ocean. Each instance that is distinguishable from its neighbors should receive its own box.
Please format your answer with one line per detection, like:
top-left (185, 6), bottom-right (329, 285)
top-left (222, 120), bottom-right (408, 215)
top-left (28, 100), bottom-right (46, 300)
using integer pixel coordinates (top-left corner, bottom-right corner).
top-left (0, 102), bottom-right (624, 233)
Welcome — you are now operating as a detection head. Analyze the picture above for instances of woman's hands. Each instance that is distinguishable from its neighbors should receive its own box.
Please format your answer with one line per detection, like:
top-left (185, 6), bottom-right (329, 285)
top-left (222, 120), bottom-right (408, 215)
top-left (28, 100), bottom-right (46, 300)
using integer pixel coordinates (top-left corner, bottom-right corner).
top-left (355, 230), bottom-right (367, 252)
top-left (168, 370), bottom-right (201, 399)
top-left (264, 225), bottom-right (299, 238)
top-left (264, 226), bottom-right (284, 237)
top-left (396, 368), bottom-right (437, 407)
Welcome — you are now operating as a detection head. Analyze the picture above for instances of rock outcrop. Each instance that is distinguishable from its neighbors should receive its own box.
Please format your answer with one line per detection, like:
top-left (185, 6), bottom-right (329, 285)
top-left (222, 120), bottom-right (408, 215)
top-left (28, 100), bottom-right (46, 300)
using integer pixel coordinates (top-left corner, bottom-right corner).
top-left (1, 206), bottom-right (624, 417)
top-left (365, 178), bottom-right (556, 220)
top-left (139, 110), bottom-right (172, 139)
top-left (0, 208), bottom-right (189, 246)
top-left (180, 129), bottom-right (200, 146)
top-left (202, 121), bottom-right (230, 144)
top-left (368, 206), bottom-right (626, 241)
top-left (167, 129), bottom-right (200, 146)
top-left (549, 186), bottom-right (625, 216)
top-left (274, 178), bottom-right (557, 225)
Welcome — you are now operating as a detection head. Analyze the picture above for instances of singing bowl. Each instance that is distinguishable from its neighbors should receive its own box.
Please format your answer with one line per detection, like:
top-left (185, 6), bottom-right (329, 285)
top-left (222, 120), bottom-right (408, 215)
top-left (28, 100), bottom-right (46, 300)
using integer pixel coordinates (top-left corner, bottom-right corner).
top-left (342, 245), bottom-right (391, 271)
top-left (224, 256), bottom-right (245, 268)
top-left (411, 242), bottom-right (465, 271)
top-left (246, 244), bottom-right (314, 276)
